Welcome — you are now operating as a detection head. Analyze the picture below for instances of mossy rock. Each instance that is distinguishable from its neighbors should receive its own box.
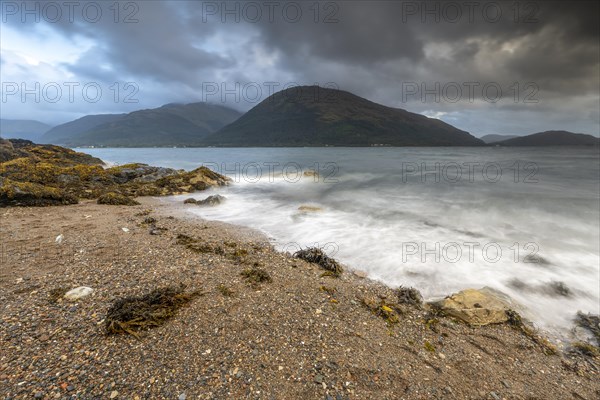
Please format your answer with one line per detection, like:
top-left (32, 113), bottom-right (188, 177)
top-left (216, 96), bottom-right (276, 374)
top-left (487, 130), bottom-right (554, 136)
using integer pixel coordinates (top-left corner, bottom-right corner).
top-left (97, 192), bottom-right (140, 206)
top-left (0, 178), bottom-right (78, 207)
top-left (1, 140), bottom-right (231, 207)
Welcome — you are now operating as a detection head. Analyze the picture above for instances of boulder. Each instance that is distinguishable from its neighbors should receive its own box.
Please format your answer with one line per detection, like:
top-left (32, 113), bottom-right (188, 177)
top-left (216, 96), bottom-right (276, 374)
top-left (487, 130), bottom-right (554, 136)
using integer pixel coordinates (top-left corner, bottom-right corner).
top-left (64, 286), bottom-right (94, 300)
top-left (197, 194), bottom-right (226, 206)
top-left (429, 287), bottom-right (515, 326)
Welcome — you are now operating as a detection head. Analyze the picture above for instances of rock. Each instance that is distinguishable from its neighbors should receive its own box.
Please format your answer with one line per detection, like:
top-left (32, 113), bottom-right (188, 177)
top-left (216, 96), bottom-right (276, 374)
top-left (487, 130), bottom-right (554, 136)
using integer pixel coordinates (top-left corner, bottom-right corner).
top-left (64, 286), bottom-right (94, 301)
top-left (0, 178), bottom-right (79, 207)
top-left (183, 198), bottom-right (197, 204)
top-left (55, 234), bottom-right (64, 244)
top-left (196, 194), bottom-right (226, 206)
top-left (97, 192), bottom-right (140, 206)
top-left (298, 205), bottom-right (323, 213)
top-left (0, 140), bottom-right (231, 208)
top-left (110, 390), bottom-right (119, 399)
top-left (353, 270), bottom-right (368, 279)
top-left (314, 374), bottom-right (324, 384)
top-left (178, 394), bottom-right (186, 400)
top-left (108, 164), bottom-right (179, 184)
top-left (429, 287), bottom-right (515, 326)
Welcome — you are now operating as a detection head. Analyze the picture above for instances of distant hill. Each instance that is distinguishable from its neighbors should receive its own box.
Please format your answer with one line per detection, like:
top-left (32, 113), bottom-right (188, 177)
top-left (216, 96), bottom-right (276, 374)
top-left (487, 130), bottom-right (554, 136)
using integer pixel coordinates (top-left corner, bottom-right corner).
top-left (480, 134), bottom-right (518, 144)
top-left (204, 86), bottom-right (484, 147)
top-left (0, 119), bottom-right (52, 141)
top-left (42, 114), bottom-right (126, 144)
top-left (497, 131), bottom-right (600, 146)
top-left (41, 103), bottom-right (242, 147)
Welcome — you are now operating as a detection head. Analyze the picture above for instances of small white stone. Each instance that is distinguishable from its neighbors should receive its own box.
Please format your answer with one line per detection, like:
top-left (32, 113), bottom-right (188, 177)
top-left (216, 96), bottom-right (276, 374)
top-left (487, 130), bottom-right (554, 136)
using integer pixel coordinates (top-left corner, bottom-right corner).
top-left (121, 227), bottom-right (129, 232)
top-left (64, 286), bottom-right (94, 300)
top-left (55, 234), bottom-right (64, 244)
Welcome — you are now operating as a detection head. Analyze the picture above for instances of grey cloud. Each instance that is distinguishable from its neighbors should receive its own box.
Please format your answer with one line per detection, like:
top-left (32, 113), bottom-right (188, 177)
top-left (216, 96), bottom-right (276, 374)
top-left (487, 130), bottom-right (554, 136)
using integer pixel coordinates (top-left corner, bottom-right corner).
top-left (1, 0), bottom-right (598, 135)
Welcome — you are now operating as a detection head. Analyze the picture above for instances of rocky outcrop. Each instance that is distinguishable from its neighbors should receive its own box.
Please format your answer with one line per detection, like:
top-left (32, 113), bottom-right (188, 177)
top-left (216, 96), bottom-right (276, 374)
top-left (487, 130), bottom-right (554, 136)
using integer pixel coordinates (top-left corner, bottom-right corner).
top-left (0, 140), bottom-right (230, 207)
top-left (429, 287), bottom-right (516, 326)
top-left (0, 178), bottom-right (79, 207)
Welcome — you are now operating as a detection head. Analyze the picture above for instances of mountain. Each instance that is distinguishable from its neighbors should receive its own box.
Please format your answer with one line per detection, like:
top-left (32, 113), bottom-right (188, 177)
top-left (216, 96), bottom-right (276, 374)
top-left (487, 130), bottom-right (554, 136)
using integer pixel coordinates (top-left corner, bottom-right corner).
top-left (480, 134), bottom-right (518, 144)
top-left (204, 86), bottom-right (483, 146)
top-left (41, 114), bottom-right (126, 144)
top-left (41, 103), bottom-right (242, 147)
top-left (496, 131), bottom-right (600, 146)
top-left (0, 119), bottom-right (52, 141)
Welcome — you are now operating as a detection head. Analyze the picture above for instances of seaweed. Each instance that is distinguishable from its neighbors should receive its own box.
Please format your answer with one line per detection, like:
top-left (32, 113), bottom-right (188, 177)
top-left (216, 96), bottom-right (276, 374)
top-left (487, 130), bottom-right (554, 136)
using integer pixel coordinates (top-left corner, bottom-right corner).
top-left (48, 287), bottom-right (69, 303)
top-left (506, 309), bottom-right (557, 355)
top-left (395, 286), bottom-right (423, 307)
top-left (294, 247), bottom-right (343, 276)
top-left (97, 192), bottom-right (140, 206)
top-left (240, 267), bottom-right (272, 286)
top-left (574, 312), bottom-right (600, 345)
top-left (176, 234), bottom-right (223, 254)
top-left (217, 284), bottom-right (235, 297)
top-left (571, 342), bottom-right (599, 357)
top-left (424, 341), bottom-right (436, 353)
top-left (360, 295), bottom-right (401, 325)
top-left (105, 285), bottom-right (203, 337)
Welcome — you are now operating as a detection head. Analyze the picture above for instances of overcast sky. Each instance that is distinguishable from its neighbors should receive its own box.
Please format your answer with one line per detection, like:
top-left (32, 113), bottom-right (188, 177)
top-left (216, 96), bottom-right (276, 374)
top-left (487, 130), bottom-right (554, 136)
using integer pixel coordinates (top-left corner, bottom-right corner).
top-left (1, 0), bottom-right (599, 136)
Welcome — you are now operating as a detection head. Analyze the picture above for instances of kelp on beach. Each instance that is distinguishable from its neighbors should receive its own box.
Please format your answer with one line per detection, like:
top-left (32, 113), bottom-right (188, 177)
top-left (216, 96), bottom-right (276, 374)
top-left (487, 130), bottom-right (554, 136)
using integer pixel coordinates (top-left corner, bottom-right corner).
top-left (105, 285), bottom-right (203, 337)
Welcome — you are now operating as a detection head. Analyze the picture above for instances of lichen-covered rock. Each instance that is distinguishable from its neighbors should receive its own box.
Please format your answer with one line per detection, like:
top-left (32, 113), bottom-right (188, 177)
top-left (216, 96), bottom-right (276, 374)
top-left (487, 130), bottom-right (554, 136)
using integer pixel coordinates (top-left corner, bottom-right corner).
top-left (0, 178), bottom-right (78, 207)
top-left (97, 192), bottom-right (140, 206)
top-left (1, 138), bottom-right (104, 166)
top-left (0, 140), bottom-right (231, 207)
top-left (429, 287), bottom-right (516, 326)
top-left (0, 138), bottom-right (28, 162)
top-left (107, 163), bottom-right (180, 184)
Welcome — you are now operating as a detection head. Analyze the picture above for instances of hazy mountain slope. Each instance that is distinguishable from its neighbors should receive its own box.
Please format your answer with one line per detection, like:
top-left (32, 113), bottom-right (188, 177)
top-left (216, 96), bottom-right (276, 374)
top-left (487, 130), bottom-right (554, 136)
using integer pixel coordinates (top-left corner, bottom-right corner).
top-left (480, 134), bottom-right (518, 144)
top-left (0, 119), bottom-right (52, 141)
top-left (205, 86), bottom-right (484, 146)
top-left (41, 114), bottom-right (126, 144)
top-left (497, 131), bottom-right (599, 146)
top-left (40, 103), bottom-right (242, 147)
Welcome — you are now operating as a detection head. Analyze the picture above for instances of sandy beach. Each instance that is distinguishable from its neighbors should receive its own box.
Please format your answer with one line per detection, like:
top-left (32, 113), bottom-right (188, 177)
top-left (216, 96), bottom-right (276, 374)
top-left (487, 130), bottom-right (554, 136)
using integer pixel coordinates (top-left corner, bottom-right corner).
top-left (1, 198), bottom-right (599, 399)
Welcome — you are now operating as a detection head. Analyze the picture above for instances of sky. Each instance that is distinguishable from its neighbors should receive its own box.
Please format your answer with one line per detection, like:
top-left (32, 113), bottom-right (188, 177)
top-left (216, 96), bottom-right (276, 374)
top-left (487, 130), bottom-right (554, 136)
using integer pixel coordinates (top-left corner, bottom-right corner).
top-left (0, 0), bottom-right (599, 137)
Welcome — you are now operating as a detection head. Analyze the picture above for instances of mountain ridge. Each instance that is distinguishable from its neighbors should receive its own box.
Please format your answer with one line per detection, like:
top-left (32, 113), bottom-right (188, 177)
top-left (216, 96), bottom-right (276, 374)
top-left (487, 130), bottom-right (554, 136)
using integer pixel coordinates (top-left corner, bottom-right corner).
top-left (496, 131), bottom-right (599, 146)
top-left (41, 103), bottom-right (242, 147)
top-left (204, 86), bottom-right (484, 146)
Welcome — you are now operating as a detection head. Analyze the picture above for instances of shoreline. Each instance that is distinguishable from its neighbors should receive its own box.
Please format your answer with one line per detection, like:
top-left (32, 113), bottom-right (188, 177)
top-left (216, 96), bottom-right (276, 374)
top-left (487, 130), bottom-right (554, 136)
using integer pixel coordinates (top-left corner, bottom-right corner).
top-left (1, 198), bottom-right (599, 399)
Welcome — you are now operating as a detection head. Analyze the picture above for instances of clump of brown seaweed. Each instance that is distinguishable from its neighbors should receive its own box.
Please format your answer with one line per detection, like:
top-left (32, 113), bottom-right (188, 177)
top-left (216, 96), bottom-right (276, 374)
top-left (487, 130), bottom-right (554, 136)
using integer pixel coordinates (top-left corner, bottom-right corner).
top-left (105, 285), bottom-right (203, 337)
top-left (294, 247), bottom-right (343, 277)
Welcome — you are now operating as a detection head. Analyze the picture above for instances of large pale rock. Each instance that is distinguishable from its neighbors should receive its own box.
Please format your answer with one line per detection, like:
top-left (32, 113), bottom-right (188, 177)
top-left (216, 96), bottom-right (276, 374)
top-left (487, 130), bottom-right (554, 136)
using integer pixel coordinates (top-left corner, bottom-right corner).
top-left (64, 286), bottom-right (94, 301)
top-left (429, 287), bottom-right (515, 326)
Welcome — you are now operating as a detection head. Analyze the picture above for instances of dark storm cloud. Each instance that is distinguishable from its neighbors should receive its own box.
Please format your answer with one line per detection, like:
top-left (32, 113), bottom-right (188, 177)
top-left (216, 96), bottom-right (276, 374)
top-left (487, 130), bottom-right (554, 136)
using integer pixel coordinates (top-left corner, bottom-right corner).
top-left (1, 0), bottom-right (598, 134)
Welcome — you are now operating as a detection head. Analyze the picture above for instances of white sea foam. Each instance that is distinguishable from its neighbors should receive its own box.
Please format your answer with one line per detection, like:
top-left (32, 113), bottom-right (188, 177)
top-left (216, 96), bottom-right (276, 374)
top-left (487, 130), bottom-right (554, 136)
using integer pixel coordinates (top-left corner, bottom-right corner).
top-left (86, 146), bottom-right (600, 340)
